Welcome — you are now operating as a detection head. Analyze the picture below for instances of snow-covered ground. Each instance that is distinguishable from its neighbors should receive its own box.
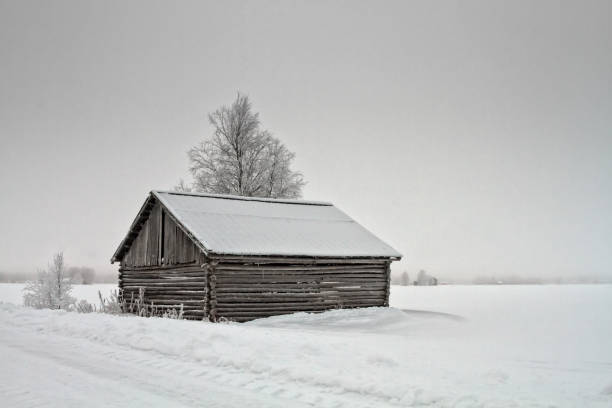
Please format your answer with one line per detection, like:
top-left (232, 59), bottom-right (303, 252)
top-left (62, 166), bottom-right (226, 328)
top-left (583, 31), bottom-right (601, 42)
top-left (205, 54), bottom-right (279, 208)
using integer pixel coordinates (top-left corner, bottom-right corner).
top-left (0, 283), bottom-right (611, 407)
top-left (0, 283), bottom-right (117, 306)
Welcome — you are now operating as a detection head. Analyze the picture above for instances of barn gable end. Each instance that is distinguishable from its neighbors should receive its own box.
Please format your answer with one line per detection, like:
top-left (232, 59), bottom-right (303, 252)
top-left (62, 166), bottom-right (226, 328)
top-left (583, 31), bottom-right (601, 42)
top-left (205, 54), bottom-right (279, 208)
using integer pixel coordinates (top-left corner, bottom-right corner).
top-left (120, 200), bottom-right (202, 268)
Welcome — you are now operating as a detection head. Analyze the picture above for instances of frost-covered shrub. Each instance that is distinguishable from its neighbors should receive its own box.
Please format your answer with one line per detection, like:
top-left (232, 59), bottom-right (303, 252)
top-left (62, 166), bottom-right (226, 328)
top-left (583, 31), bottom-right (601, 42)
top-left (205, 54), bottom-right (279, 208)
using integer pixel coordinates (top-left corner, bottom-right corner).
top-left (98, 289), bottom-right (123, 314)
top-left (23, 252), bottom-right (75, 310)
top-left (122, 288), bottom-right (184, 319)
top-left (72, 290), bottom-right (124, 314)
top-left (71, 287), bottom-right (185, 320)
top-left (74, 299), bottom-right (95, 313)
top-left (162, 304), bottom-right (184, 320)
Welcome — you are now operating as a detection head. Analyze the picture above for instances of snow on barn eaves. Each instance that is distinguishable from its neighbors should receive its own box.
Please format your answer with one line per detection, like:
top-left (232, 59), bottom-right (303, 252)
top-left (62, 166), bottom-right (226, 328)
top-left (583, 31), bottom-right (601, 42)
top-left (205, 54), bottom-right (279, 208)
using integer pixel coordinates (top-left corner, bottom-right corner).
top-left (152, 190), bottom-right (401, 258)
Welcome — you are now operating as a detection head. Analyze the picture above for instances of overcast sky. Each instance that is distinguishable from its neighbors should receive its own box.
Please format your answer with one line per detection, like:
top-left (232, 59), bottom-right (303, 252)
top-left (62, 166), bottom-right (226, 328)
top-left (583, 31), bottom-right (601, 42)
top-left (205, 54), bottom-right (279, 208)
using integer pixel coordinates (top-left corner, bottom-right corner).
top-left (1, 0), bottom-right (610, 281)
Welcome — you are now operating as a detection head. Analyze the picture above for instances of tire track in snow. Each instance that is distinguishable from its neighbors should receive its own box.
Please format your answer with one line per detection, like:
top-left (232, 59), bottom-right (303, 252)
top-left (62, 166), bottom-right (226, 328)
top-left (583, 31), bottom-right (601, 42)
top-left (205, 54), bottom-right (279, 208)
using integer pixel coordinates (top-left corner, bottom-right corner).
top-left (0, 318), bottom-right (406, 408)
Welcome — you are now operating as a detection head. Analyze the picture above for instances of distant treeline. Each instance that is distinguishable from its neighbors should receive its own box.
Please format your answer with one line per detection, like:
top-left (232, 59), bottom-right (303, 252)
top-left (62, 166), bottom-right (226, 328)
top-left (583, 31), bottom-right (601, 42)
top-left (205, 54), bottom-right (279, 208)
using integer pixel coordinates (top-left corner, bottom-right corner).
top-left (0, 268), bottom-right (117, 284)
top-left (391, 270), bottom-right (438, 286)
top-left (471, 275), bottom-right (612, 285)
top-left (390, 270), bottom-right (611, 285)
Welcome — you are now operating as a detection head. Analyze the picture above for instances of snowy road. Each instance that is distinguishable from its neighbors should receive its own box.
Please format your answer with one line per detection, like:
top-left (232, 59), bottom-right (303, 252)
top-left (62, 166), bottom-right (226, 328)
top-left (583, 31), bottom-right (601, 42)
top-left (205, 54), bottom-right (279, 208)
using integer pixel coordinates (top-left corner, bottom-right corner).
top-left (0, 323), bottom-right (308, 408)
top-left (1, 284), bottom-right (612, 407)
top-left (0, 305), bottom-right (405, 408)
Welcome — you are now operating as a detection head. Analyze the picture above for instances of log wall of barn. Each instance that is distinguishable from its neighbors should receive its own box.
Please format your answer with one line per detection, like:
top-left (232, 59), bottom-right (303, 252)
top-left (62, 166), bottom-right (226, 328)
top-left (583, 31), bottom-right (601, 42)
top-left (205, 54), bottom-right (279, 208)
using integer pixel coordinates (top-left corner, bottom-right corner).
top-left (207, 257), bottom-right (391, 322)
top-left (119, 264), bottom-right (208, 320)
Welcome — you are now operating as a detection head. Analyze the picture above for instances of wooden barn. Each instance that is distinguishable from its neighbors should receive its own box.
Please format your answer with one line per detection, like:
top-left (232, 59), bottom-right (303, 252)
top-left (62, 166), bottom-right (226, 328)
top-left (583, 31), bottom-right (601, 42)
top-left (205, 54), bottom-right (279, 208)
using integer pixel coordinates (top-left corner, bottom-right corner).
top-left (111, 191), bottom-right (401, 322)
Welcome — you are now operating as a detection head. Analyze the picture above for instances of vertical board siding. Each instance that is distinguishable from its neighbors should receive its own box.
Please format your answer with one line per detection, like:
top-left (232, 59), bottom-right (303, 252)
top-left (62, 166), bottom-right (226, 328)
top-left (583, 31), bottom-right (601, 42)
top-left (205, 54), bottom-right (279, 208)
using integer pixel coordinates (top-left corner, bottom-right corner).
top-left (121, 200), bottom-right (199, 268)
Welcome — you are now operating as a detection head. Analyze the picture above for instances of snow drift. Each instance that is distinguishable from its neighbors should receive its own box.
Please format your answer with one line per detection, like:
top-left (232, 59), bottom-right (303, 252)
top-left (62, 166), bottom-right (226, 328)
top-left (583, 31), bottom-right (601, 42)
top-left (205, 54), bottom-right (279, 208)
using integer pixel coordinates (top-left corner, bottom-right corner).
top-left (0, 284), bottom-right (611, 407)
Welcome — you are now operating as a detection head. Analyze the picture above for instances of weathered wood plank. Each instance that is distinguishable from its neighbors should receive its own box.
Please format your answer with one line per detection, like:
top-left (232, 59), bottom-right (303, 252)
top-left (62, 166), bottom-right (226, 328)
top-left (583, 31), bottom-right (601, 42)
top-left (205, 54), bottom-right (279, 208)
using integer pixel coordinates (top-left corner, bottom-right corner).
top-left (215, 264), bottom-right (386, 272)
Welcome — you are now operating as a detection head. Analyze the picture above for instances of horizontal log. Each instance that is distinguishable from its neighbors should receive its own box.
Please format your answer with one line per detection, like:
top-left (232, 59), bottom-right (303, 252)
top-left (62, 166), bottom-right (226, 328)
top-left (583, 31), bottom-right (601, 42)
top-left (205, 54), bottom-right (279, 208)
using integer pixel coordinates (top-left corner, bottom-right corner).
top-left (215, 275), bottom-right (386, 282)
top-left (214, 288), bottom-right (386, 294)
top-left (340, 300), bottom-right (386, 305)
top-left (127, 304), bottom-right (204, 313)
top-left (120, 278), bottom-right (205, 283)
top-left (120, 277), bottom-right (206, 282)
top-left (328, 290), bottom-right (385, 297)
top-left (215, 264), bottom-right (385, 272)
top-left (120, 265), bottom-right (204, 272)
top-left (215, 269), bottom-right (384, 276)
top-left (217, 306), bottom-right (336, 313)
top-left (122, 282), bottom-right (207, 288)
top-left (122, 294), bottom-right (206, 299)
top-left (217, 295), bottom-right (334, 302)
top-left (215, 270), bottom-right (385, 275)
top-left (215, 299), bottom-right (383, 306)
top-left (214, 281), bottom-right (386, 288)
top-left (216, 301), bottom-right (340, 308)
top-left (122, 290), bottom-right (205, 296)
top-left (135, 294), bottom-right (204, 299)
top-left (122, 286), bottom-right (205, 290)
top-left (122, 290), bottom-right (206, 295)
top-left (120, 280), bottom-right (206, 285)
top-left (128, 298), bottom-right (206, 304)
top-left (121, 280), bottom-right (205, 285)
top-left (120, 263), bottom-right (202, 272)
top-left (121, 290), bottom-right (206, 295)
top-left (121, 287), bottom-right (206, 293)
top-left (121, 278), bottom-right (206, 284)
top-left (121, 272), bottom-right (207, 278)
top-left (214, 289), bottom-right (324, 294)
top-left (214, 280), bottom-right (385, 286)
top-left (139, 298), bottom-right (204, 304)
top-left (215, 277), bottom-right (384, 283)
top-left (216, 297), bottom-right (341, 304)
top-left (121, 267), bottom-right (205, 272)
top-left (215, 282), bottom-right (330, 289)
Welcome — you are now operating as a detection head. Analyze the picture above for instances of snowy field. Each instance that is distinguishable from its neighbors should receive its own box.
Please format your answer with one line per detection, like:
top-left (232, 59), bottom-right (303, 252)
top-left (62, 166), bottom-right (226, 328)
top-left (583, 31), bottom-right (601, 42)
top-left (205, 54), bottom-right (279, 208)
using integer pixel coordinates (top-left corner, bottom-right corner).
top-left (0, 283), bottom-right (117, 306)
top-left (0, 283), bottom-right (611, 407)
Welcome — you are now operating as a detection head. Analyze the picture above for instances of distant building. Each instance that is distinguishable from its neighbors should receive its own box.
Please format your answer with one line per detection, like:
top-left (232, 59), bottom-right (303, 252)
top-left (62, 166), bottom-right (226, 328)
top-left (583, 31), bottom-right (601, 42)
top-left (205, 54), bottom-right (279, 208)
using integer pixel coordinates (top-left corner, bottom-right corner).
top-left (414, 270), bottom-right (438, 286)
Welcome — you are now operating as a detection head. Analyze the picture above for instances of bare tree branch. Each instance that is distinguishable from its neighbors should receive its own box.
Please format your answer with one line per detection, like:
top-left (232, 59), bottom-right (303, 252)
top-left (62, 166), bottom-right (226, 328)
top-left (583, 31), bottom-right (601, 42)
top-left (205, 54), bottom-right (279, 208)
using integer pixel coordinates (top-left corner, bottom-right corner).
top-left (186, 93), bottom-right (305, 198)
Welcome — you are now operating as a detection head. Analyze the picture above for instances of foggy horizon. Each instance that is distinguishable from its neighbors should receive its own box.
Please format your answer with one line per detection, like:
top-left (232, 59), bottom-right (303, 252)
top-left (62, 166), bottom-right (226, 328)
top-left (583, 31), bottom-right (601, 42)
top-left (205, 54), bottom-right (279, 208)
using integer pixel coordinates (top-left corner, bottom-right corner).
top-left (1, 0), bottom-right (611, 282)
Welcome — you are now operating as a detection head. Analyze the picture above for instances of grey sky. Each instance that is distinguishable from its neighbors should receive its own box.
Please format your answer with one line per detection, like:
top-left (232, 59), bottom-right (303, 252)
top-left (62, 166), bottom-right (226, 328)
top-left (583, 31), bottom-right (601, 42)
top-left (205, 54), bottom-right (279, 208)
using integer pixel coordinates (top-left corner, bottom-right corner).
top-left (1, 0), bottom-right (610, 280)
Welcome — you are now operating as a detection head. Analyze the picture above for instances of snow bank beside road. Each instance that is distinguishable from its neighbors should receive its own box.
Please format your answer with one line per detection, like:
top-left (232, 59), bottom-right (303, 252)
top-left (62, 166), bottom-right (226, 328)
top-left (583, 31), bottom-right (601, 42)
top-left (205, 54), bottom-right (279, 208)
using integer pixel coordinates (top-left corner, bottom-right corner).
top-left (0, 304), bottom-right (454, 406)
top-left (2, 285), bottom-right (612, 407)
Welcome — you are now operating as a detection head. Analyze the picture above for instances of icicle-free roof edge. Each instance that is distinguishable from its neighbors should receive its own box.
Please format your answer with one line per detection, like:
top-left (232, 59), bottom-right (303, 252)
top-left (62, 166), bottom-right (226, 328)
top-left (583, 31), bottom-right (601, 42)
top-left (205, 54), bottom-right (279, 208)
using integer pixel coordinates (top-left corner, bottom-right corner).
top-left (111, 190), bottom-right (402, 262)
top-left (152, 190), bottom-right (332, 206)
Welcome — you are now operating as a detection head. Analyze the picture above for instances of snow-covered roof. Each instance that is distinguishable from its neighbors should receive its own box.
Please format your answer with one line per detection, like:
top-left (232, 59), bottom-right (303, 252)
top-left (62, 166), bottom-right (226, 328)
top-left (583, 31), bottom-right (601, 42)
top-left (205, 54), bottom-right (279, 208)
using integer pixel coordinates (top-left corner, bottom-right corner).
top-left (114, 190), bottom-right (402, 261)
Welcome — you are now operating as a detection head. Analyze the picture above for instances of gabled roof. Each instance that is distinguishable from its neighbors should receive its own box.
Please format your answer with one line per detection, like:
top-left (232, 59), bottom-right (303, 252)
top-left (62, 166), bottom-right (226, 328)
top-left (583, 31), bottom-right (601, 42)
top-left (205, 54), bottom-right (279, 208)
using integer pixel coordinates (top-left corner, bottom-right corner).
top-left (111, 190), bottom-right (402, 263)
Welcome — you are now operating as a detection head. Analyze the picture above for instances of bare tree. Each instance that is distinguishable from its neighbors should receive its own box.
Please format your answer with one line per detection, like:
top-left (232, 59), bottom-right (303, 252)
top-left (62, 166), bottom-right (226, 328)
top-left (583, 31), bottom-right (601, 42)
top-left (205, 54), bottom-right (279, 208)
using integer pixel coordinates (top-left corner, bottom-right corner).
top-left (174, 179), bottom-right (192, 193)
top-left (186, 93), bottom-right (304, 198)
top-left (263, 138), bottom-right (304, 198)
top-left (23, 252), bottom-right (75, 309)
